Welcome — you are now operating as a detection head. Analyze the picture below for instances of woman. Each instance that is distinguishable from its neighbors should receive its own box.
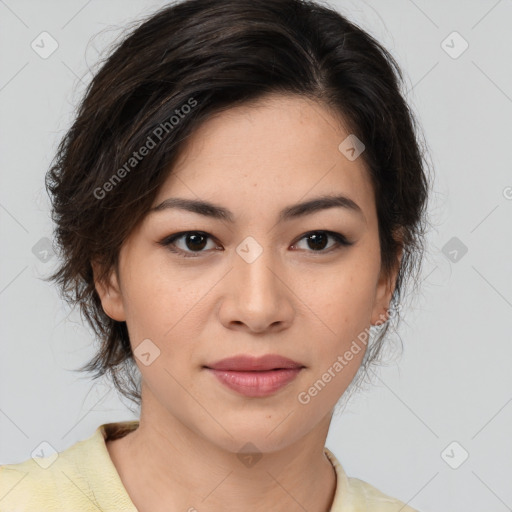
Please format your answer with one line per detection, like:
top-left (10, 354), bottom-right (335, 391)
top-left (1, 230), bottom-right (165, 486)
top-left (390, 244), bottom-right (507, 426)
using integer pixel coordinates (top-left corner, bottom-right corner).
top-left (0, 0), bottom-right (431, 510)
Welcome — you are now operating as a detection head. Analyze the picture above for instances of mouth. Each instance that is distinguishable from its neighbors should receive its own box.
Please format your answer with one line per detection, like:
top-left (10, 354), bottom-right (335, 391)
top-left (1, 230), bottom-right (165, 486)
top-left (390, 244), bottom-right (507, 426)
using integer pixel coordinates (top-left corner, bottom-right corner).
top-left (204, 354), bottom-right (305, 397)
top-left (205, 354), bottom-right (304, 372)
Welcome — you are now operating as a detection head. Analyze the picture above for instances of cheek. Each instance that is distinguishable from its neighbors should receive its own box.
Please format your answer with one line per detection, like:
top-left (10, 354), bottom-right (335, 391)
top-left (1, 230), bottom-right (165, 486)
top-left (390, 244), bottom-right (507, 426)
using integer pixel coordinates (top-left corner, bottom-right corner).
top-left (120, 260), bottom-right (212, 358)
top-left (299, 257), bottom-right (377, 377)
top-left (305, 262), bottom-right (377, 334)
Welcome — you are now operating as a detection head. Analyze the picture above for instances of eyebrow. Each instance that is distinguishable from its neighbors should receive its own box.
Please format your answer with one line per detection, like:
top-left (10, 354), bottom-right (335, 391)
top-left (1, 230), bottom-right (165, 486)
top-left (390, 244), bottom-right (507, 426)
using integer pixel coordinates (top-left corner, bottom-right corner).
top-left (149, 194), bottom-right (365, 223)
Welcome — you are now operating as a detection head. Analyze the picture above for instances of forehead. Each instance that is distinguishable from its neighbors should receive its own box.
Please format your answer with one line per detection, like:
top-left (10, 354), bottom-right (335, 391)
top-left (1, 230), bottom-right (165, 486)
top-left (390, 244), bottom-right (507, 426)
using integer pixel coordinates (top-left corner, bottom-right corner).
top-left (154, 94), bottom-right (376, 223)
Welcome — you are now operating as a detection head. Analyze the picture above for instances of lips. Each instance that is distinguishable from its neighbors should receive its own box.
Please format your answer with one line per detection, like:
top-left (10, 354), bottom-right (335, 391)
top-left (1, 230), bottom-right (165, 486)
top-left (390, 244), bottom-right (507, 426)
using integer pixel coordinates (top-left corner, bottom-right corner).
top-left (205, 354), bottom-right (304, 371)
top-left (204, 354), bottom-right (305, 398)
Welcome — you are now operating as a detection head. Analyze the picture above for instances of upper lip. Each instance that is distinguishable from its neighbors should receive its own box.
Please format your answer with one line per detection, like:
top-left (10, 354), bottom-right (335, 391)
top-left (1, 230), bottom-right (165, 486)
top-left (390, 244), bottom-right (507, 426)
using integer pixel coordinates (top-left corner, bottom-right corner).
top-left (205, 354), bottom-right (304, 371)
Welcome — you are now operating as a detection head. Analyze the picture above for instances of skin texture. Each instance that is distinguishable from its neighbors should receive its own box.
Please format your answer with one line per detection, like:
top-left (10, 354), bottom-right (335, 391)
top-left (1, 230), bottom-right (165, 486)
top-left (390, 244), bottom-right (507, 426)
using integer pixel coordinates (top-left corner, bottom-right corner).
top-left (95, 94), bottom-right (402, 512)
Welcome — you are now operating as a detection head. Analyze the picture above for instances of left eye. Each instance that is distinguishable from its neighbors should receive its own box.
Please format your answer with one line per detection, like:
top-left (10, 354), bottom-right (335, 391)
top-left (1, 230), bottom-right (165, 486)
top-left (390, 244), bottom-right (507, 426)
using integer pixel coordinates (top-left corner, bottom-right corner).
top-left (291, 231), bottom-right (351, 252)
top-left (159, 230), bottom-right (352, 258)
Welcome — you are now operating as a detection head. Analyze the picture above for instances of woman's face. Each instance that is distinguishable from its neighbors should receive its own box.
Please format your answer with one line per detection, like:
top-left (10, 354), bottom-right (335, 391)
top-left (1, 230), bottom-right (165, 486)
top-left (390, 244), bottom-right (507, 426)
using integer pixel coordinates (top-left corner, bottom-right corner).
top-left (95, 94), bottom-right (400, 453)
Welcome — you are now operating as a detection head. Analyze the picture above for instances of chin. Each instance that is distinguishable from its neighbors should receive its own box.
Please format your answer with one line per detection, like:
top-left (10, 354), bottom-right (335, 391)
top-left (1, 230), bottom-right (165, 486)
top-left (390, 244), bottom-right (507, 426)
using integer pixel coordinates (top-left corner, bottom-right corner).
top-left (199, 413), bottom-right (312, 455)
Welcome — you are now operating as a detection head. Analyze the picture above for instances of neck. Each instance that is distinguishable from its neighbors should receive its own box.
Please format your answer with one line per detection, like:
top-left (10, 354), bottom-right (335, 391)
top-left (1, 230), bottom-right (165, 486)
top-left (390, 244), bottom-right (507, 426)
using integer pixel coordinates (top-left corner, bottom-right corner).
top-left (107, 388), bottom-right (337, 512)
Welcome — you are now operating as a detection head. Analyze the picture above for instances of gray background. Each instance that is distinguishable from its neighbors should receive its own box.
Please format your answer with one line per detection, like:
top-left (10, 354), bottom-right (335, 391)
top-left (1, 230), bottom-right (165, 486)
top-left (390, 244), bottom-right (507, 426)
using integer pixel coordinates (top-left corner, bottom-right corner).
top-left (1, 1), bottom-right (511, 511)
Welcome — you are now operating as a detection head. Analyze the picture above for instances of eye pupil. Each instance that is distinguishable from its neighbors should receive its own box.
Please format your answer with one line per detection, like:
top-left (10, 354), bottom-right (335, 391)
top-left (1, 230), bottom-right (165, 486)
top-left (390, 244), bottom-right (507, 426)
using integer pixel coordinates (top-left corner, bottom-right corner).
top-left (186, 233), bottom-right (207, 251)
top-left (307, 232), bottom-right (328, 251)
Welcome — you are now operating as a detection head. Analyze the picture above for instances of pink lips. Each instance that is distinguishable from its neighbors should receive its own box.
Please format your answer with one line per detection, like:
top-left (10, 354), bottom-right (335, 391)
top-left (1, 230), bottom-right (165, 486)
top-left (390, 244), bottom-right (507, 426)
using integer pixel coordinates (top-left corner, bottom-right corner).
top-left (205, 354), bottom-right (304, 398)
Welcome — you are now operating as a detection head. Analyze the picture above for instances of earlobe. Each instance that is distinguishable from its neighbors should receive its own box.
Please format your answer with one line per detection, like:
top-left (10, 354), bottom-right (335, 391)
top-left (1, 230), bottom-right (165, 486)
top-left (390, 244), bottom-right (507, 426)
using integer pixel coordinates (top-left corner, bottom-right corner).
top-left (91, 260), bottom-right (126, 322)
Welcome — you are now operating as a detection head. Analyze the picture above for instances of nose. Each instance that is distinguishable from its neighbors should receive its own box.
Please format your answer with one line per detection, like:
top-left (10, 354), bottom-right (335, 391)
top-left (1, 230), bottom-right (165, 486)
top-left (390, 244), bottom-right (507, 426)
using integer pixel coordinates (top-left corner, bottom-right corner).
top-left (218, 242), bottom-right (295, 334)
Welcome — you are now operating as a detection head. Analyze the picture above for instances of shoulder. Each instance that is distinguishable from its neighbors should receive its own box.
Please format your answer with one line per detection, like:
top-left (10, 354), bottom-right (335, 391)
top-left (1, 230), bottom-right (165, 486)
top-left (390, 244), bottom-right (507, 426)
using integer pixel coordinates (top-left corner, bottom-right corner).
top-left (0, 456), bottom-right (60, 511)
top-left (324, 447), bottom-right (420, 512)
top-left (0, 428), bottom-right (101, 511)
top-left (345, 476), bottom-right (419, 512)
top-left (0, 422), bottom-right (138, 512)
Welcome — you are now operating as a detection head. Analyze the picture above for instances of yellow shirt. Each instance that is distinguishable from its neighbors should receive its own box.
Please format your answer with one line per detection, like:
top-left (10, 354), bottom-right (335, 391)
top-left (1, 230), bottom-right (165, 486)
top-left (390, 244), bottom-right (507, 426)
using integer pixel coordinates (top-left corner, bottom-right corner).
top-left (0, 421), bottom-right (418, 511)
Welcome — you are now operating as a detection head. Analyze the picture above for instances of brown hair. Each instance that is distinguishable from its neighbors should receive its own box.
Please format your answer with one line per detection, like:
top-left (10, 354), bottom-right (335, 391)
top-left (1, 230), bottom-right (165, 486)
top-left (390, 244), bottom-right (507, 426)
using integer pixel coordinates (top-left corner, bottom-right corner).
top-left (45, 0), bottom-right (432, 409)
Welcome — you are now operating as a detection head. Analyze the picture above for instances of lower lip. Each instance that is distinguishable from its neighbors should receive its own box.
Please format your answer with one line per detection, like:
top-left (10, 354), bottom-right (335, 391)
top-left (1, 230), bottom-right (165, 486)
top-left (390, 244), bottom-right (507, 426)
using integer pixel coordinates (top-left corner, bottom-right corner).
top-left (206, 368), bottom-right (302, 397)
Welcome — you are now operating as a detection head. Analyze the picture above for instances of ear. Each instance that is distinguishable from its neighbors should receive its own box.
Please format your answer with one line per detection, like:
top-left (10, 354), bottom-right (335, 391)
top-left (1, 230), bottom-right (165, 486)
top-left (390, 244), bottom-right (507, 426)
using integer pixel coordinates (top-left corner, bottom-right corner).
top-left (370, 238), bottom-right (404, 326)
top-left (91, 260), bottom-right (126, 322)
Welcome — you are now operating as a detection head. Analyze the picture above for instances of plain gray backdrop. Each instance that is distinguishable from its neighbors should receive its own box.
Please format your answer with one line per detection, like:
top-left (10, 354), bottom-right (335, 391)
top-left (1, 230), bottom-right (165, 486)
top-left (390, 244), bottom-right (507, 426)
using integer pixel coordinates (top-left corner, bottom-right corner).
top-left (1, 1), bottom-right (511, 511)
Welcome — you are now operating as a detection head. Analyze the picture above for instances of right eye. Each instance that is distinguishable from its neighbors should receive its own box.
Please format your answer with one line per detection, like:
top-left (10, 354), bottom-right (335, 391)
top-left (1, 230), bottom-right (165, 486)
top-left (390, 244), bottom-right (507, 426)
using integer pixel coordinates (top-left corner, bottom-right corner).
top-left (159, 231), bottom-right (222, 258)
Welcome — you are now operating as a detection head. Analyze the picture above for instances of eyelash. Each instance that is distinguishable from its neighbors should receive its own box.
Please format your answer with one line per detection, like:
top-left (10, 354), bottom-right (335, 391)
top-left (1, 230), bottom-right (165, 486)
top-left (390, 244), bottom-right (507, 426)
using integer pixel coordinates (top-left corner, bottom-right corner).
top-left (158, 230), bottom-right (353, 258)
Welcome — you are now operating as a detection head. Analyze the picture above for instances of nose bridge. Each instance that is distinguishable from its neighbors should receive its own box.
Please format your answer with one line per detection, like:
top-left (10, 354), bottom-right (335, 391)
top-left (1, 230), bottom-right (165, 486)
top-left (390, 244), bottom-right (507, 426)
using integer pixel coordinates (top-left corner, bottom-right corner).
top-left (234, 234), bottom-right (281, 301)
top-left (217, 232), bottom-right (296, 333)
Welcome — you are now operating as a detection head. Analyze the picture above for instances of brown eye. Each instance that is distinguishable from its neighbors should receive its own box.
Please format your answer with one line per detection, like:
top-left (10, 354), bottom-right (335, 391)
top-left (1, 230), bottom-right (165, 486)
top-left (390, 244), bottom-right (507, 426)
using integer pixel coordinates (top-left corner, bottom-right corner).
top-left (306, 232), bottom-right (329, 250)
top-left (160, 229), bottom-right (352, 259)
top-left (183, 233), bottom-right (208, 251)
top-left (292, 231), bottom-right (352, 253)
top-left (160, 231), bottom-right (219, 258)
